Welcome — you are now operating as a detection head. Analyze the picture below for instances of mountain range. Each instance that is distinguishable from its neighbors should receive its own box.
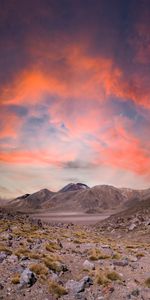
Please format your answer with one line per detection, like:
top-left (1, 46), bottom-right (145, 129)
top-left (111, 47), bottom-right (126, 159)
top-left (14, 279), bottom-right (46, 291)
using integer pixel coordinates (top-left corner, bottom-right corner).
top-left (5, 183), bottom-right (150, 214)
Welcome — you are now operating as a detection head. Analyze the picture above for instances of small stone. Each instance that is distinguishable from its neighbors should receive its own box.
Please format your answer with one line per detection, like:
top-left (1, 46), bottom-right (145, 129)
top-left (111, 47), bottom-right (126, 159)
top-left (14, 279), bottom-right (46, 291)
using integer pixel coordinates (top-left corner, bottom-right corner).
top-left (129, 224), bottom-right (136, 231)
top-left (131, 289), bottom-right (140, 297)
top-left (113, 258), bottom-right (128, 267)
top-left (0, 283), bottom-right (4, 290)
top-left (0, 253), bottom-right (7, 263)
top-left (7, 255), bottom-right (18, 263)
top-left (129, 256), bottom-right (138, 262)
top-left (82, 276), bottom-right (93, 287)
top-left (50, 272), bottom-right (59, 282)
top-left (83, 260), bottom-right (95, 270)
top-left (109, 287), bottom-right (115, 293)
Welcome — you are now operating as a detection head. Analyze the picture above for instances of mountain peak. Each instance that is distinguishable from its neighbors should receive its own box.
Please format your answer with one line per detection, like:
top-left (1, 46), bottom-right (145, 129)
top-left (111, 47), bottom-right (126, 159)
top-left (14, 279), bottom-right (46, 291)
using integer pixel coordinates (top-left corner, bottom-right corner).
top-left (59, 182), bottom-right (89, 193)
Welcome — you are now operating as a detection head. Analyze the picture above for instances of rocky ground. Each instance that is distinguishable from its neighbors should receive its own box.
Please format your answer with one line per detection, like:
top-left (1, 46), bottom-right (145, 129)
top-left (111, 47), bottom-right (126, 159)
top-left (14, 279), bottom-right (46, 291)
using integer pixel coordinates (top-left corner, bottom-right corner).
top-left (0, 209), bottom-right (150, 300)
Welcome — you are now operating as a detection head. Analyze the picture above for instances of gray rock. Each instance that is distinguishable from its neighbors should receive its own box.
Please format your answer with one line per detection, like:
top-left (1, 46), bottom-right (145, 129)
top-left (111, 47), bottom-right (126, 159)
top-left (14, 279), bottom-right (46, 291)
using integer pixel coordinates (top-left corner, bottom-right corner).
top-left (7, 255), bottom-right (18, 263)
top-left (83, 260), bottom-right (95, 270)
top-left (66, 280), bottom-right (85, 294)
top-left (113, 258), bottom-right (128, 267)
top-left (128, 256), bottom-right (138, 262)
top-left (130, 262), bottom-right (139, 270)
top-left (131, 289), bottom-right (140, 297)
top-left (19, 269), bottom-right (37, 288)
top-left (50, 272), bottom-right (59, 282)
top-left (129, 224), bottom-right (136, 231)
top-left (66, 276), bottom-right (93, 294)
top-left (0, 253), bottom-right (7, 263)
top-left (82, 276), bottom-right (93, 287)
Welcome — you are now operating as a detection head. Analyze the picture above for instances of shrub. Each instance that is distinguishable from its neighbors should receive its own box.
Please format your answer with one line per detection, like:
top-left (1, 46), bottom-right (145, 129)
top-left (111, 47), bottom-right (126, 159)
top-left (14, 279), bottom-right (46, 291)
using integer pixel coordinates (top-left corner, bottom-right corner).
top-left (95, 272), bottom-right (109, 286)
top-left (43, 257), bottom-right (62, 273)
top-left (145, 277), bottom-right (150, 288)
top-left (48, 281), bottom-right (67, 298)
top-left (0, 244), bottom-right (12, 255)
top-left (29, 263), bottom-right (48, 276)
top-left (106, 271), bottom-right (122, 281)
top-left (15, 247), bottom-right (29, 258)
top-left (46, 241), bottom-right (61, 252)
top-left (89, 248), bottom-right (110, 260)
top-left (11, 273), bottom-right (20, 284)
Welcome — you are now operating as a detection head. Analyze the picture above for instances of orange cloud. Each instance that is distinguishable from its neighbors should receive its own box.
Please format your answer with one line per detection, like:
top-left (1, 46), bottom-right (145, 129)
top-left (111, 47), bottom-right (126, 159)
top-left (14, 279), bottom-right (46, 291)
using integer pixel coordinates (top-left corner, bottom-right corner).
top-left (0, 41), bottom-right (124, 107)
top-left (0, 146), bottom-right (77, 166)
top-left (93, 119), bottom-right (150, 176)
top-left (1, 70), bottom-right (68, 105)
top-left (1, 41), bottom-right (149, 110)
top-left (0, 114), bottom-right (21, 139)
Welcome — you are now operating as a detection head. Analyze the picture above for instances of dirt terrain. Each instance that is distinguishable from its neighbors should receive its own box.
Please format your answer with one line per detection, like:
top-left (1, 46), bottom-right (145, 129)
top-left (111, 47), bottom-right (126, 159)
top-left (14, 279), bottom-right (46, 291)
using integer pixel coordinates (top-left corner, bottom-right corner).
top-left (0, 206), bottom-right (150, 300)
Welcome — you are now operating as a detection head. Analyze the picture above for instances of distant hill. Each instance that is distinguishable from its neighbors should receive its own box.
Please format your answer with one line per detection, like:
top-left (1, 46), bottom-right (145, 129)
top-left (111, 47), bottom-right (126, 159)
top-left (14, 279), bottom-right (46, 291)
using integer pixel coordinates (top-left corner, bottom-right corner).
top-left (9, 189), bottom-right (54, 209)
top-left (95, 195), bottom-right (150, 232)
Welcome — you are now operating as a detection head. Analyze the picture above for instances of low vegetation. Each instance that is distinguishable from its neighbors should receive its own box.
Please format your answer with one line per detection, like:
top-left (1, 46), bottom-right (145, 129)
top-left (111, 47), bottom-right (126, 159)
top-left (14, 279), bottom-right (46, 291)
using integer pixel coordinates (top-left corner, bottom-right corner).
top-left (48, 281), bottom-right (68, 298)
top-left (106, 271), bottom-right (122, 281)
top-left (29, 263), bottom-right (49, 276)
top-left (88, 248), bottom-right (110, 260)
top-left (145, 277), bottom-right (150, 288)
top-left (11, 273), bottom-right (20, 284)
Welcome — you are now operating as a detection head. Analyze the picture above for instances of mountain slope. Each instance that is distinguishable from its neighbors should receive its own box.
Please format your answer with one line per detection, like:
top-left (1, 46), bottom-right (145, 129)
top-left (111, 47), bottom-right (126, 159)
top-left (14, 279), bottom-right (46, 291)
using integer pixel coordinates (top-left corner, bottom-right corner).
top-left (96, 196), bottom-right (150, 232)
top-left (9, 189), bottom-right (54, 209)
top-left (44, 185), bottom-right (128, 213)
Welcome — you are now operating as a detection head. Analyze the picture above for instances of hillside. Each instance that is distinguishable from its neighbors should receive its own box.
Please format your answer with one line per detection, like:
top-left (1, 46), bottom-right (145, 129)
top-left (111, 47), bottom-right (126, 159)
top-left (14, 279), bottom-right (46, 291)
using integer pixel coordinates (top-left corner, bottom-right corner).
top-left (96, 196), bottom-right (150, 235)
top-left (9, 189), bottom-right (54, 210)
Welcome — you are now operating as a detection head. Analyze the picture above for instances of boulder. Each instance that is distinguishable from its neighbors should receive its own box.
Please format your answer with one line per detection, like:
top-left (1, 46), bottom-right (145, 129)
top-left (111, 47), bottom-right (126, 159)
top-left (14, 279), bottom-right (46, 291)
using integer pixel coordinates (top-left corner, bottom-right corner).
top-left (66, 276), bottom-right (93, 294)
top-left (19, 269), bottom-right (37, 288)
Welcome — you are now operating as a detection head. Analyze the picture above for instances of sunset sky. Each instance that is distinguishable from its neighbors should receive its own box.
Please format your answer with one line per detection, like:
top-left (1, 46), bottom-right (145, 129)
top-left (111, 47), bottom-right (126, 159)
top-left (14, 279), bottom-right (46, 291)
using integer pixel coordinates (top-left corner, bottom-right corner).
top-left (0, 0), bottom-right (150, 198)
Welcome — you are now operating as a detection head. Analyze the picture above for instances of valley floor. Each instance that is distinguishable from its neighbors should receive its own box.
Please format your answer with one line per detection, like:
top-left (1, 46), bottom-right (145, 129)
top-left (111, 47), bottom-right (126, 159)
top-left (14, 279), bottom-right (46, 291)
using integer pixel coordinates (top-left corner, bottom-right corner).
top-left (0, 209), bottom-right (150, 300)
top-left (31, 212), bottom-right (110, 225)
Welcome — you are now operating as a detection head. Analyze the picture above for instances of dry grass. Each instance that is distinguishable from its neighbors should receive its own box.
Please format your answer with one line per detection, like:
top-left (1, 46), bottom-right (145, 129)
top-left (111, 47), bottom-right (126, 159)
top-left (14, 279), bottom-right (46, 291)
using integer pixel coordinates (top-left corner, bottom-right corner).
top-left (29, 263), bottom-right (48, 276)
top-left (145, 277), bottom-right (150, 288)
top-left (0, 244), bottom-right (12, 255)
top-left (48, 281), bottom-right (67, 298)
top-left (106, 271), bottom-right (122, 281)
top-left (95, 271), bottom-right (109, 286)
top-left (15, 247), bottom-right (30, 258)
top-left (112, 252), bottom-right (121, 259)
top-left (29, 252), bottom-right (41, 259)
top-left (11, 273), bottom-right (20, 284)
top-left (88, 248), bottom-right (110, 260)
top-left (46, 241), bottom-right (61, 252)
top-left (74, 231), bottom-right (87, 238)
top-left (136, 252), bottom-right (145, 258)
top-left (43, 256), bottom-right (62, 273)
top-left (73, 238), bottom-right (85, 244)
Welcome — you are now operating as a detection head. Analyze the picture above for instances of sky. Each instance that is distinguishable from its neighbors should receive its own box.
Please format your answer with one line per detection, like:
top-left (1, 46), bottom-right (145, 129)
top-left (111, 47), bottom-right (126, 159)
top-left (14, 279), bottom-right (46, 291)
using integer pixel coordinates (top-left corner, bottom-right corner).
top-left (0, 0), bottom-right (150, 198)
